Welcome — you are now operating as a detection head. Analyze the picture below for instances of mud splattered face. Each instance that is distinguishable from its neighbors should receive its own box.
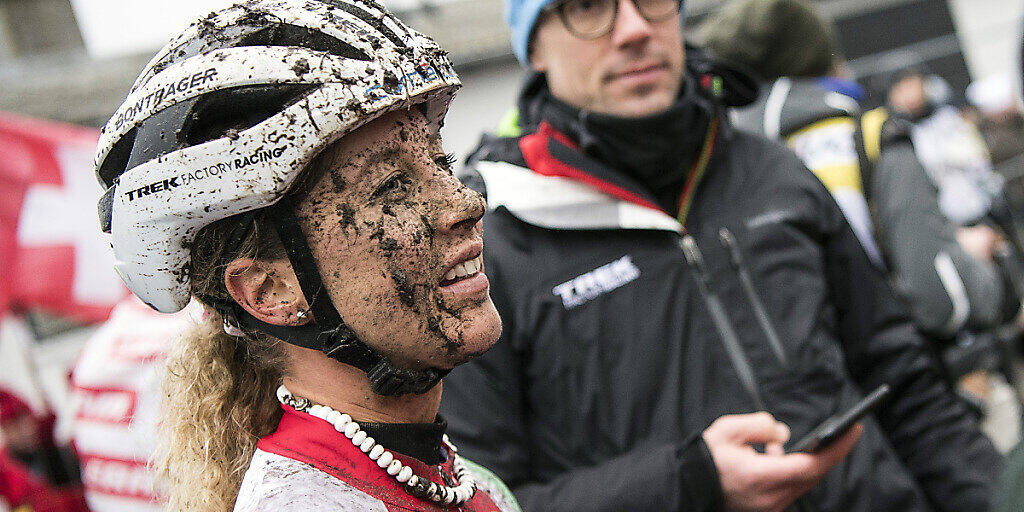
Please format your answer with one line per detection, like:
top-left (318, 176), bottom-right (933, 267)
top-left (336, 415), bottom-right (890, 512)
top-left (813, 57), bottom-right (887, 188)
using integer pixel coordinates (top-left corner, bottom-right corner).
top-left (293, 109), bottom-right (501, 370)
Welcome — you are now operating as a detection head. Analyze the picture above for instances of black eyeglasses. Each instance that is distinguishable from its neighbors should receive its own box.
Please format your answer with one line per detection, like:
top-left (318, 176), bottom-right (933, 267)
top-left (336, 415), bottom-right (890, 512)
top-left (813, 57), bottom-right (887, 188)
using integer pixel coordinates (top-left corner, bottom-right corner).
top-left (545, 0), bottom-right (682, 39)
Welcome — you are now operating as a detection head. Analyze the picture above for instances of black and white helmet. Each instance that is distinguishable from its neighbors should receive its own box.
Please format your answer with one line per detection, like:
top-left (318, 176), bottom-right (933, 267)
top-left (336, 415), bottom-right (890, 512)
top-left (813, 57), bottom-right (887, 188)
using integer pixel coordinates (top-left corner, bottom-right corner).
top-left (95, 0), bottom-right (461, 396)
top-left (95, 0), bottom-right (459, 314)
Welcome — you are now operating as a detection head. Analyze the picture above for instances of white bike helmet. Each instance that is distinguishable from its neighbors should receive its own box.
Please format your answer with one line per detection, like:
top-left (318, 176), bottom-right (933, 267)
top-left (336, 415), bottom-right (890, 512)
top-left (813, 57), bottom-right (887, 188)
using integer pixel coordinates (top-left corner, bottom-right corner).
top-left (95, 0), bottom-right (461, 395)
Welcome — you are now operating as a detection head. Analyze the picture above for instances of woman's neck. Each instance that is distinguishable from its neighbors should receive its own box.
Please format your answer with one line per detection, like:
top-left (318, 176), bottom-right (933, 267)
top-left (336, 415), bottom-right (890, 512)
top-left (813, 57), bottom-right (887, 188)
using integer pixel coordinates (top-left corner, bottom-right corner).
top-left (282, 346), bottom-right (442, 424)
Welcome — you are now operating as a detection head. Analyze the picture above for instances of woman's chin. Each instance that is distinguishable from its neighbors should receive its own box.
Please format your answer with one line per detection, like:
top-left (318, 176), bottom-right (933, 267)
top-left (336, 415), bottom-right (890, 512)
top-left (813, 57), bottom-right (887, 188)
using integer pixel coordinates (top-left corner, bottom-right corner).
top-left (442, 302), bottom-right (502, 366)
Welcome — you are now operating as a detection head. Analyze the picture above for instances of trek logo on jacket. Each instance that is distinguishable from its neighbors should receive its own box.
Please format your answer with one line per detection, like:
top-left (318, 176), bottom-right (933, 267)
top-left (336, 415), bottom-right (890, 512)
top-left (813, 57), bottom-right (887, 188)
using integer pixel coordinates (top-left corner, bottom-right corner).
top-left (551, 255), bottom-right (640, 309)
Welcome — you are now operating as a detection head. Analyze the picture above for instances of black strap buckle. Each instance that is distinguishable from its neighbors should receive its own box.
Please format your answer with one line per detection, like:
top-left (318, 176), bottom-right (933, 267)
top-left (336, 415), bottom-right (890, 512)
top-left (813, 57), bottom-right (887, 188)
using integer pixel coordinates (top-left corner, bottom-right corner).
top-left (366, 360), bottom-right (446, 396)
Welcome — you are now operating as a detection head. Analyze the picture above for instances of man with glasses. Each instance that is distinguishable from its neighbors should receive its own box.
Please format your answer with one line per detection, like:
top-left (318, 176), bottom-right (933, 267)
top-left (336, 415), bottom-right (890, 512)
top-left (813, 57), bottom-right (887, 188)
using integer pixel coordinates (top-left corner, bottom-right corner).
top-left (440, 0), bottom-right (1000, 511)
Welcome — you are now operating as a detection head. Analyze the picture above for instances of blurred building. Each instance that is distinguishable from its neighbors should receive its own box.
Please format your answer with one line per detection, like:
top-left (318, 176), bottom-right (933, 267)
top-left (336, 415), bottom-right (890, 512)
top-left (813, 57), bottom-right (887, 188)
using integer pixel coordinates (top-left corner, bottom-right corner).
top-left (1, 0), bottom-right (1021, 128)
top-left (0, 0), bottom-right (512, 127)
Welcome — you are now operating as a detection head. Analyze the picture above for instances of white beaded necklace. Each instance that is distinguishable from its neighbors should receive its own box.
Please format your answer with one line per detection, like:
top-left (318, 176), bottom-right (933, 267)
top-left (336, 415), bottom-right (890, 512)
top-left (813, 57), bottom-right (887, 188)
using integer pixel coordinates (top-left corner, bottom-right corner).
top-left (276, 385), bottom-right (477, 506)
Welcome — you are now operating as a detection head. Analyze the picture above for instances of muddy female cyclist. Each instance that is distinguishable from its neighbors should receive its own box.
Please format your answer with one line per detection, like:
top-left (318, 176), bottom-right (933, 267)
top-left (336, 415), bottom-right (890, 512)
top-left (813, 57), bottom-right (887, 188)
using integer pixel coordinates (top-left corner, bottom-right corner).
top-left (92, 1), bottom-right (519, 510)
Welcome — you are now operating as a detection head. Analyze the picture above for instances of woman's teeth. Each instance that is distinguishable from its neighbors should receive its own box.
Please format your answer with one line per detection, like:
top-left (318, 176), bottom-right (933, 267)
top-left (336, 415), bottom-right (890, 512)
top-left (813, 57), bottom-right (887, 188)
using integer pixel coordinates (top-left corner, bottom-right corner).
top-left (444, 255), bottom-right (482, 283)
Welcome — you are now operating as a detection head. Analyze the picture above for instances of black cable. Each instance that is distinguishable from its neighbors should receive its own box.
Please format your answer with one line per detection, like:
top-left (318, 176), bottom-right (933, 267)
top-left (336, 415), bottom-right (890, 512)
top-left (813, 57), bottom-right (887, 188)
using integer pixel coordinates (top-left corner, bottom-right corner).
top-left (719, 228), bottom-right (789, 366)
top-left (682, 234), bottom-right (813, 512)
top-left (681, 235), bottom-right (768, 412)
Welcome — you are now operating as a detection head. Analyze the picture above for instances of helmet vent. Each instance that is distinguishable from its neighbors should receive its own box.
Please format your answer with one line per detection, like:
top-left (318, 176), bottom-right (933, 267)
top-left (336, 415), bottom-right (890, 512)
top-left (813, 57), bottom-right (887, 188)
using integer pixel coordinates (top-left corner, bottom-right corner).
top-left (321, 0), bottom-right (407, 49)
top-left (181, 84), bottom-right (319, 147)
top-left (136, 16), bottom-right (372, 91)
top-left (236, 23), bottom-right (371, 61)
top-left (98, 127), bottom-right (137, 188)
top-left (103, 84), bottom-right (316, 187)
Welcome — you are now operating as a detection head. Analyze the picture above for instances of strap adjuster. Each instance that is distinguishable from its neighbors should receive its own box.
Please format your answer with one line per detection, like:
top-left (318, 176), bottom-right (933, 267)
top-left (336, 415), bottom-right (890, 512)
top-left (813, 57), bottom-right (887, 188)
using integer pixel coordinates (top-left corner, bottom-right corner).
top-left (366, 360), bottom-right (445, 396)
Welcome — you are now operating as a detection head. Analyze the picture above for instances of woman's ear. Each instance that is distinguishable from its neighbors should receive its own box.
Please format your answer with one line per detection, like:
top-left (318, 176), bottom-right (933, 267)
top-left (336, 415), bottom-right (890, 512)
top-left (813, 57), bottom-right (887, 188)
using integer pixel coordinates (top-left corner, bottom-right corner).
top-left (224, 258), bottom-right (311, 327)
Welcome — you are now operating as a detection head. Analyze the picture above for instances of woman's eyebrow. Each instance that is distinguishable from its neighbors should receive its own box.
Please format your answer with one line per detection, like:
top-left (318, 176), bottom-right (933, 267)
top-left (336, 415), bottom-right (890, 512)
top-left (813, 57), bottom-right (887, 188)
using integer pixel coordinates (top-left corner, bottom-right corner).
top-left (356, 147), bottom-right (401, 178)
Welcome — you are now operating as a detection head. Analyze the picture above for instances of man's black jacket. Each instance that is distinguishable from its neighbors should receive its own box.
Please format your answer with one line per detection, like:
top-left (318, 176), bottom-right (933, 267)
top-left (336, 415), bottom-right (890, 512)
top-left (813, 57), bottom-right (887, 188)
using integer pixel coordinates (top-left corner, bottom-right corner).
top-left (440, 74), bottom-right (1000, 512)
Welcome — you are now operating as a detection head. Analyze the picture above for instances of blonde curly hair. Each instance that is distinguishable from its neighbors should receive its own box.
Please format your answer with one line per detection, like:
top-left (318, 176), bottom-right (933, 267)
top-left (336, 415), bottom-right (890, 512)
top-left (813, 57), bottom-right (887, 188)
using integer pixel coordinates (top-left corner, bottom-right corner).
top-left (150, 115), bottom-right (341, 510)
top-left (155, 213), bottom-right (289, 512)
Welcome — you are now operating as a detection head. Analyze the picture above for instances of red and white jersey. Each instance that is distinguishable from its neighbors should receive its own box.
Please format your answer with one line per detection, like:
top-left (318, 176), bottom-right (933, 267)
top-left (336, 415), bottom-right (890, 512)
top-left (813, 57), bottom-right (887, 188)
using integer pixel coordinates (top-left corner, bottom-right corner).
top-left (69, 296), bottom-right (201, 512)
top-left (234, 405), bottom-right (521, 512)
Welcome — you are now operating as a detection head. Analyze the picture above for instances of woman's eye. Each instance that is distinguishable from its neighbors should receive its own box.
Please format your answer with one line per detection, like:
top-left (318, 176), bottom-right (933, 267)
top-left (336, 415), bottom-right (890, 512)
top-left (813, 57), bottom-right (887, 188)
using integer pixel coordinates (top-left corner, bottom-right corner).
top-left (374, 174), bottom-right (412, 200)
top-left (433, 153), bottom-right (458, 173)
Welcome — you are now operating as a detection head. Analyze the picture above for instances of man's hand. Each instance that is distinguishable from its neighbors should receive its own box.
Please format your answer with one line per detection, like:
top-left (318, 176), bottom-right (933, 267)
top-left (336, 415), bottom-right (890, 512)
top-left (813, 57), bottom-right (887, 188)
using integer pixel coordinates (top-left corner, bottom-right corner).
top-left (703, 412), bottom-right (863, 512)
top-left (957, 225), bottom-right (1002, 262)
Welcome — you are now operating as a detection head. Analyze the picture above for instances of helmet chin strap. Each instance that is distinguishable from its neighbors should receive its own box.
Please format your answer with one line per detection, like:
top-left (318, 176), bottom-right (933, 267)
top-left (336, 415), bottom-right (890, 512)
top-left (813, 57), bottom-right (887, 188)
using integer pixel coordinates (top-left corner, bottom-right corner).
top-left (234, 199), bottom-right (449, 397)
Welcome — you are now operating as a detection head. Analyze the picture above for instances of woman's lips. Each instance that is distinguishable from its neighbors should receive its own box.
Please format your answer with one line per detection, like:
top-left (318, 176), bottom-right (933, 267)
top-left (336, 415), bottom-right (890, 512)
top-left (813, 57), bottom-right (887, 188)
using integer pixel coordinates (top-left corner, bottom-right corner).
top-left (438, 240), bottom-right (489, 303)
top-left (440, 241), bottom-right (483, 284)
top-left (439, 272), bottom-right (490, 301)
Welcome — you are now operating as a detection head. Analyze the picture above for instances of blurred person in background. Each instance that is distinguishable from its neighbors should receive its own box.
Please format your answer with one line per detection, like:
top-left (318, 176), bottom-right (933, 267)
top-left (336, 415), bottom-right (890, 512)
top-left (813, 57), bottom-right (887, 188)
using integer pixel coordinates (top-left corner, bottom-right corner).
top-left (993, 27), bottom-right (1024, 512)
top-left (0, 389), bottom-right (88, 512)
top-left (965, 73), bottom-right (1024, 180)
top-left (881, 63), bottom-right (1004, 228)
top-left (440, 0), bottom-right (999, 510)
top-left (699, 0), bottom-right (1022, 452)
top-left (93, 1), bottom-right (520, 511)
top-left (965, 75), bottom-right (1024, 257)
top-left (68, 296), bottom-right (199, 512)
top-left (880, 59), bottom-right (1024, 435)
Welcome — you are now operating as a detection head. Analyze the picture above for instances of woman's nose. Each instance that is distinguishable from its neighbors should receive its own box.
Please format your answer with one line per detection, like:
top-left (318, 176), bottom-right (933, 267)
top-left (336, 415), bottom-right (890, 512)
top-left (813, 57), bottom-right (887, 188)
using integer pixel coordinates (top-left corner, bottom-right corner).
top-left (436, 184), bottom-right (485, 234)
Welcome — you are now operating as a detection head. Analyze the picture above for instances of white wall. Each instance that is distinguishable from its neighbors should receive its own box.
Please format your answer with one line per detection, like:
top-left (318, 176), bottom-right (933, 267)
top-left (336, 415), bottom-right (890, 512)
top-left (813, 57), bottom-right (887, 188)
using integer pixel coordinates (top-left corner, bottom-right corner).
top-left (441, 59), bottom-right (524, 160)
top-left (68, 0), bottom-right (470, 60)
top-left (949, 0), bottom-right (1023, 82)
top-left (69, 0), bottom-right (240, 59)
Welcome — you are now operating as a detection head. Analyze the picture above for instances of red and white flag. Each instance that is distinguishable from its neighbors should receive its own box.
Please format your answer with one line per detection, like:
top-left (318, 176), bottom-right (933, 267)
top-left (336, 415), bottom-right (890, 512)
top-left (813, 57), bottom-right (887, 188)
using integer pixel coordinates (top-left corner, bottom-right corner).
top-left (0, 112), bottom-right (128, 324)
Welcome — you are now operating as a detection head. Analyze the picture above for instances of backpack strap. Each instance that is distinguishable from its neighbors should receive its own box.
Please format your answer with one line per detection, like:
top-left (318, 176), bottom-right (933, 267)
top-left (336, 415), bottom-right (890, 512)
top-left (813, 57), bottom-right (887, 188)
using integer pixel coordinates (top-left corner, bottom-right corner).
top-left (854, 107), bottom-right (892, 202)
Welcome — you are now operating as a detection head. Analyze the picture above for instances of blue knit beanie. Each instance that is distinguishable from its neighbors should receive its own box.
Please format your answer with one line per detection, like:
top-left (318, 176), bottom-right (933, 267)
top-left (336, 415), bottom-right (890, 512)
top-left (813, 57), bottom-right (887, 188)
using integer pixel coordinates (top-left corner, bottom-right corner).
top-left (506, 0), bottom-right (553, 65)
top-left (506, 0), bottom-right (686, 66)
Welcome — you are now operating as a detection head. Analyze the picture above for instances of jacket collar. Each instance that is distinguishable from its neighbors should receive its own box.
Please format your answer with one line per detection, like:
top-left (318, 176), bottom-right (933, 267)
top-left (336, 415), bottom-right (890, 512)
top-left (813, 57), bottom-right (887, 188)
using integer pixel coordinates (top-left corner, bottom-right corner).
top-left (257, 405), bottom-right (458, 510)
top-left (475, 160), bottom-right (682, 233)
top-left (516, 73), bottom-right (716, 214)
top-left (360, 416), bottom-right (447, 466)
top-left (518, 121), bottom-right (663, 212)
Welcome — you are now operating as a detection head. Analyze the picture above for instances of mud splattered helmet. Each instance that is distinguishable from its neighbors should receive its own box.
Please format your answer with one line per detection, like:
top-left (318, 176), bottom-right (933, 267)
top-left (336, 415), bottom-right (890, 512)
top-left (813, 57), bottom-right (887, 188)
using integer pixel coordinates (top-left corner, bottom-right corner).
top-left (94, 0), bottom-right (461, 395)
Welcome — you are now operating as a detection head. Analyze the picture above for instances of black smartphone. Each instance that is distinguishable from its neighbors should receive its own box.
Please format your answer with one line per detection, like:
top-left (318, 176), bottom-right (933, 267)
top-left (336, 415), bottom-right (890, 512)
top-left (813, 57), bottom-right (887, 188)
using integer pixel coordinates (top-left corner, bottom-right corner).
top-left (791, 384), bottom-right (891, 453)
